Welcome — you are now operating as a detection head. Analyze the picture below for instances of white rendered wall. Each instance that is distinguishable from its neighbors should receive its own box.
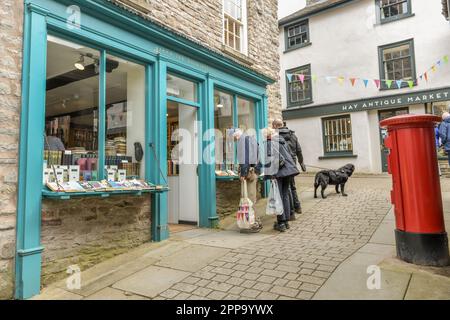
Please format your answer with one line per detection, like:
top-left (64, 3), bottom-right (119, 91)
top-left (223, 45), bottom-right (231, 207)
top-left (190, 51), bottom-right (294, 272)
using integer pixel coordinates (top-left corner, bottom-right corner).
top-left (279, 0), bottom-right (450, 108)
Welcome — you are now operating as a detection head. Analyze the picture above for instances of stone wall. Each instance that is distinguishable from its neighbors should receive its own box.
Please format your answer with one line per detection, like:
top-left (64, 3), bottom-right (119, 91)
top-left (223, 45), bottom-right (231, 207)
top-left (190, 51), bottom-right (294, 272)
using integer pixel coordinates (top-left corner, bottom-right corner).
top-left (0, 0), bottom-right (23, 300)
top-left (119, 0), bottom-right (282, 121)
top-left (216, 181), bottom-right (262, 218)
top-left (41, 196), bottom-right (151, 286)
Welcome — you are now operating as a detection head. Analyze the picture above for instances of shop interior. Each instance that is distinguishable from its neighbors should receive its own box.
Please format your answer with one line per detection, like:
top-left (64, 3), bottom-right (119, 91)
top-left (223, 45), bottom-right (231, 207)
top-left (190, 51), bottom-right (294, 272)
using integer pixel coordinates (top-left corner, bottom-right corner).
top-left (45, 35), bottom-right (145, 186)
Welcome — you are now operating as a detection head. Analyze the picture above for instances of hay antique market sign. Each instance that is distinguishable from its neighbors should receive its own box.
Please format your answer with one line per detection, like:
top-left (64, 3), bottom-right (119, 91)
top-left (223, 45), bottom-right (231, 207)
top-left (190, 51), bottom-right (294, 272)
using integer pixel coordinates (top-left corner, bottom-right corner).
top-left (283, 87), bottom-right (450, 119)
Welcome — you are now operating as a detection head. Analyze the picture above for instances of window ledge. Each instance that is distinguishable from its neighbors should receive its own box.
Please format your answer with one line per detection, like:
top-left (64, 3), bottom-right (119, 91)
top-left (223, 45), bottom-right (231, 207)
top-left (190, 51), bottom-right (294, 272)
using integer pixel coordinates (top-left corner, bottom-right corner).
top-left (221, 45), bottom-right (254, 66)
top-left (287, 100), bottom-right (314, 108)
top-left (379, 13), bottom-right (415, 25)
top-left (319, 154), bottom-right (358, 160)
top-left (284, 42), bottom-right (312, 53)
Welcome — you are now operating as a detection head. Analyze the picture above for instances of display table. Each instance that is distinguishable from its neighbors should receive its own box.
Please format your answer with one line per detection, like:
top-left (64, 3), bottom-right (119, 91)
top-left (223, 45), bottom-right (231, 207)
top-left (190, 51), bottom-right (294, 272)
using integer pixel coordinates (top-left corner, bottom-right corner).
top-left (42, 187), bottom-right (169, 200)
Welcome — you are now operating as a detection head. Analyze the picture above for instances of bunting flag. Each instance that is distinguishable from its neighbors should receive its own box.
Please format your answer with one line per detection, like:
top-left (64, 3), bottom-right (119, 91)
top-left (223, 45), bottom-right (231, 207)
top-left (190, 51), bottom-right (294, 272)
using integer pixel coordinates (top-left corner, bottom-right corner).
top-left (374, 79), bottom-right (381, 88)
top-left (286, 74), bottom-right (293, 82)
top-left (284, 54), bottom-right (448, 89)
top-left (385, 80), bottom-right (393, 89)
top-left (299, 74), bottom-right (305, 84)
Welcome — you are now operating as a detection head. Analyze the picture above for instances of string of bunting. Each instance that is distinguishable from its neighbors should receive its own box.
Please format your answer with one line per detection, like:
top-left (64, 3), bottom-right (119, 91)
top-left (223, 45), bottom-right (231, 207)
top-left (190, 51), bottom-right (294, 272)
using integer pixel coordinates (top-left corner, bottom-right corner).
top-left (286, 55), bottom-right (449, 89)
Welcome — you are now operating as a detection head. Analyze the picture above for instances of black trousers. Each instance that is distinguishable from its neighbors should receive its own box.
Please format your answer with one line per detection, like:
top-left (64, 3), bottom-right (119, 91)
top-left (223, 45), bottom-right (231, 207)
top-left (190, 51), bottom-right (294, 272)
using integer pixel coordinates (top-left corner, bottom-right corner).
top-left (276, 177), bottom-right (291, 224)
top-left (289, 176), bottom-right (301, 211)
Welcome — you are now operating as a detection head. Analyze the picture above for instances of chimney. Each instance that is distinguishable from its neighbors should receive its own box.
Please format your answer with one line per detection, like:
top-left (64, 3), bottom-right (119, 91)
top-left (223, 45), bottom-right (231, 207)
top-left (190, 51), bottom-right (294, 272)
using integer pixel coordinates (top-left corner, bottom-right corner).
top-left (306, 0), bottom-right (326, 6)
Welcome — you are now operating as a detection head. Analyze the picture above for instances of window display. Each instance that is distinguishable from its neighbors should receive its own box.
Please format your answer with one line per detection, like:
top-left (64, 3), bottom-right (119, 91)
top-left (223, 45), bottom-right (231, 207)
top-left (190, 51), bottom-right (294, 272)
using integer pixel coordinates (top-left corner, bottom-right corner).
top-left (43, 36), bottom-right (152, 194)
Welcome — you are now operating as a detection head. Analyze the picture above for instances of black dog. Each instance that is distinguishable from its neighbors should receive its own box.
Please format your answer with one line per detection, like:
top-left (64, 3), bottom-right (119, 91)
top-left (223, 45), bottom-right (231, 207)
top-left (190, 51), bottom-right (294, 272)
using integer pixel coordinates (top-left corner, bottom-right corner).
top-left (314, 164), bottom-right (355, 199)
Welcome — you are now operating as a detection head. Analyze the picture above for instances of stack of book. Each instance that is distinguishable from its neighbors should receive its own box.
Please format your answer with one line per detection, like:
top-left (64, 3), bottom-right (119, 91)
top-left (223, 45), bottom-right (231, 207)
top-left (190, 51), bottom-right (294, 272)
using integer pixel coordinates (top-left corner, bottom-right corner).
top-left (46, 179), bottom-right (162, 193)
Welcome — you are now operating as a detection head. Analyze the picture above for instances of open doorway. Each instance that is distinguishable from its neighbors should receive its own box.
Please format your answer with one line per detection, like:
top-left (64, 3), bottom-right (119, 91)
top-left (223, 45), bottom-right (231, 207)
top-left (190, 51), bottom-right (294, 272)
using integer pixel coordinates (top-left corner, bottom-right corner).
top-left (167, 100), bottom-right (199, 226)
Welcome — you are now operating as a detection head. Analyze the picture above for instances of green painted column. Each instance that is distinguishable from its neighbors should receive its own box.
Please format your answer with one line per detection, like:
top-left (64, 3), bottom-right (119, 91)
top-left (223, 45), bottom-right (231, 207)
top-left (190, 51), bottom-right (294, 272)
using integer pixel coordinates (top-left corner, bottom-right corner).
top-left (199, 75), bottom-right (218, 228)
top-left (150, 57), bottom-right (169, 241)
top-left (15, 4), bottom-right (48, 299)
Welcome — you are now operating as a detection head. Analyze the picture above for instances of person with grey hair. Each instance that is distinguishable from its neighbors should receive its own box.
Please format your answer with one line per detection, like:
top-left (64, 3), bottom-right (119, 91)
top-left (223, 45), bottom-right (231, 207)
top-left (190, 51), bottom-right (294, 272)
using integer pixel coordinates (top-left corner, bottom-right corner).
top-left (439, 112), bottom-right (450, 166)
top-left (272, 118), bottom-right (306, 220)
top-left (234, 128), bottom-right (262, 233)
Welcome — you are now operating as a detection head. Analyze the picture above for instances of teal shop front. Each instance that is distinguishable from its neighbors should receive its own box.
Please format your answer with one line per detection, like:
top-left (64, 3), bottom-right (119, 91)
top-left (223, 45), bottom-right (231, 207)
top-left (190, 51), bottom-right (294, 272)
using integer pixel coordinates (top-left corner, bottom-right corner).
top-left (16, 0), bottom-right (273, 299)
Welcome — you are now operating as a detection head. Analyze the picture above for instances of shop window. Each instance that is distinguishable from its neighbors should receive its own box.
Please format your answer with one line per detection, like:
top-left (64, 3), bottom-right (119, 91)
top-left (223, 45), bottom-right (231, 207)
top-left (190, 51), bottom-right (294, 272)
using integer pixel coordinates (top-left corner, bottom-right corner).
top-left (237, 97), bottom-right (255, 132)
top-left (322, 115), bottom-right (353, 155)
top-left (377, 0), bottom-right (412, 23)
top-left (214, 90), bottom-right (235, 168)
top-left (44, 36), bottom-right (148, 191)
top-left (167, 74), bottom-right (198, 103)
top-left (286, 64), bottom-right (313, 107)
top-left (105, 54), bottom-right (146, 179)
top-left (379, 39), bottom-right (416, 89)
top-left (223, 0), bottom-right (248, 54)
top-left (285, 20), bottom-right (310, 51)
top-left (45, 36), bottom-right (100, 181)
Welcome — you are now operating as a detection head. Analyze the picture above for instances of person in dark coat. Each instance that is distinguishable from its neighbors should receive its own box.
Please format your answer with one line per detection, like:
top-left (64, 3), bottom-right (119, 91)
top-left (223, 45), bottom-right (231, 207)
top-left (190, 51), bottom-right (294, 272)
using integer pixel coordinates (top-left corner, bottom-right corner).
top-left (439, 112), bottom-right (450, 165)
top-left (261, 128), bottom-right (300, 232)
top-left (272, 119), bottom-right (306, 219)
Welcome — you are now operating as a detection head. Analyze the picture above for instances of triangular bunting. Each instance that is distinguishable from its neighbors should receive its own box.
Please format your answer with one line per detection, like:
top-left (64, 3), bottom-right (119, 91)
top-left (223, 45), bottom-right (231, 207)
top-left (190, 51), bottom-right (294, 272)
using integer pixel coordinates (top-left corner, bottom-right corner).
top-left (374, 79), bottom-right (381, 88)
top-left (432, 65), bottom-right (437, 72)
top-left (325, 76), bottom-right (334, 84)
top-left (286, 73), bottom-right (293, 82)
top-left (444, 55), bottom-right (449, 64)
top-left (299, 74), bottom-right (305, 84)
top-left (385, 80), bottom-right (393, 89)
top-left (338, 77), bottom-right (345, 85)
top-left (396, 80), bottom-right (403, 88)
top-left (312, 74), bottom-right (318, 83)
top-left (437, 60), bottom-right (442, 67)
top-left (363, 79), bottom-right (369, 88)
top-left (424, 72), bottom-right (428, 81)
top-left (350, 78), bottom-right (357, 86)
top-left (407, 80), bottom-right (414, 88)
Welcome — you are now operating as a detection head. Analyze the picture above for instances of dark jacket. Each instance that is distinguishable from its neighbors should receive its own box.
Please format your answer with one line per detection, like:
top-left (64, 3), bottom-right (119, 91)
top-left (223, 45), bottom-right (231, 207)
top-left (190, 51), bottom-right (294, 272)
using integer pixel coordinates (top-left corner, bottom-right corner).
top-left (237, 134), bottom-right (259, 178)
top-left (262, 135), bottom-right (299, 179)
top-left (439, 118), bottom-right (450, 151)
top-left (278, 127), bottom-right (304, 164)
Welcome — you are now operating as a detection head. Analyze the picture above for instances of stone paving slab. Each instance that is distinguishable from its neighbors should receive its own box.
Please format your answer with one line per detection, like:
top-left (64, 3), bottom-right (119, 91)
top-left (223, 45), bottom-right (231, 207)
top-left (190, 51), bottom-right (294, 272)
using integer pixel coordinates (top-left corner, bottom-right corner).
top-left (85, 287), bottom-right (149, 300)
top-left (113, 266), bottom-right (190, 298)
top-left (185, 230), bottom-right (274, 249)
top-left (404, 274), bottom-right (450, 300)
top-left (155, 245), bottom-right (230, 272)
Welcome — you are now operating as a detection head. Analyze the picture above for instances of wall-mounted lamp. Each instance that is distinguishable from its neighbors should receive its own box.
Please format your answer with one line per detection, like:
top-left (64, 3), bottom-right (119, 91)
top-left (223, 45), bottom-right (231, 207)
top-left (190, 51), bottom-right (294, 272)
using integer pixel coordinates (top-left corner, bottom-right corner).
top-left (74, 55), bottom-right (85, 70)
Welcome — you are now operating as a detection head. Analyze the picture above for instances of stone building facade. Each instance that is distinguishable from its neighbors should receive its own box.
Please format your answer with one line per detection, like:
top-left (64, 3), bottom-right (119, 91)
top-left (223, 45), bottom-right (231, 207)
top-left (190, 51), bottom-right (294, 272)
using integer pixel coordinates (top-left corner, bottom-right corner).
top-left (0, 0), bottom-right (280, 299)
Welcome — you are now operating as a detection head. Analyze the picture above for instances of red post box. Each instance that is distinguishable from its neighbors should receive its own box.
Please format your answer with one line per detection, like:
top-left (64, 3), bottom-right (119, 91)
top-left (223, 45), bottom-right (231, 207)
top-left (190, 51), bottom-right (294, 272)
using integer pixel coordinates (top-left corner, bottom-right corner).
top-left (380, 114), bottom-right (449, 267)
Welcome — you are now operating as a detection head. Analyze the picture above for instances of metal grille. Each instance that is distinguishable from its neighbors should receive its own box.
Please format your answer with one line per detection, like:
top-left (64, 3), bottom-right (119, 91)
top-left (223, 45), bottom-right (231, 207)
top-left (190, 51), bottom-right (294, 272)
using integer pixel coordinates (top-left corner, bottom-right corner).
top-left (323, 116), bottom-right (353, 153)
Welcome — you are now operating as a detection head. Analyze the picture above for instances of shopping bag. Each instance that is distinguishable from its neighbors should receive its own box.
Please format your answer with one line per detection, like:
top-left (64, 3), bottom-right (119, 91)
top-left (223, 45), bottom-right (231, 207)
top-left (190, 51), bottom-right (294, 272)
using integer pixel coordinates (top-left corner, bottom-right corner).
top-left (236, 180), bottom-right (256, 229)
top-left (266, 179), bottom-right (284, 216)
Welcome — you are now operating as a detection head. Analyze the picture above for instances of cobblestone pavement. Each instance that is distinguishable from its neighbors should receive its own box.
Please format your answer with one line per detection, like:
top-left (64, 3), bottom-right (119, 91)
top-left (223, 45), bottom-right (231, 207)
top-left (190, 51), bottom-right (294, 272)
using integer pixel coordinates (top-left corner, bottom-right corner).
top-left (154, 176), bottom-right (392, 300)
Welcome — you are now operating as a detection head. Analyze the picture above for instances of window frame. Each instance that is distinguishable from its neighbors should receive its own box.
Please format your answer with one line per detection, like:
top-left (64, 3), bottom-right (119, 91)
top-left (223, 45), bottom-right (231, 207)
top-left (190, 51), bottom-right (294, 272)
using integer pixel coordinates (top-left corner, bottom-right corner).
top-left (321, 115), bottom-right (354, 156)
top-left (376, 0), bottom-right (414, 24)
top-left (284, 19), bottom-right (311, 52)
top-left (378, 39), bottom-right (417, 90)
top-left (223, 0), bottom-right (248, 55)
top-left (286, 64), bottom-right (313, 108)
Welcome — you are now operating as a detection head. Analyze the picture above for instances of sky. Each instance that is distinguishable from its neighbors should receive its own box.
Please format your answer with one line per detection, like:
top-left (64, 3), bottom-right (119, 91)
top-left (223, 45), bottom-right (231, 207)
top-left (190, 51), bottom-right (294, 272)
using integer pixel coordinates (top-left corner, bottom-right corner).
top-left (278, 0), bottom-right (307, 19)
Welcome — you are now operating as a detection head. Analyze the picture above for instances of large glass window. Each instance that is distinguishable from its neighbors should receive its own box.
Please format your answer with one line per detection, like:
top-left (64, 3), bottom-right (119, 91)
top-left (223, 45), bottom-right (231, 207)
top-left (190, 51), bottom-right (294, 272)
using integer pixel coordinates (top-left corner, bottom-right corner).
top-left (237, 97), bottom-right (255, 132)
top-left (44, 35), bottom-right (147, 191)
top-left (379, 40), bottom-right (416, 89)
top-left (45, 36), bottom-right (100, 182)
top-left (287, 64), bottom-right (313, 107)
top-left (105, 54), bottom-right (145, 179)
top-left (322, 115), bottom-right (353, 155)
